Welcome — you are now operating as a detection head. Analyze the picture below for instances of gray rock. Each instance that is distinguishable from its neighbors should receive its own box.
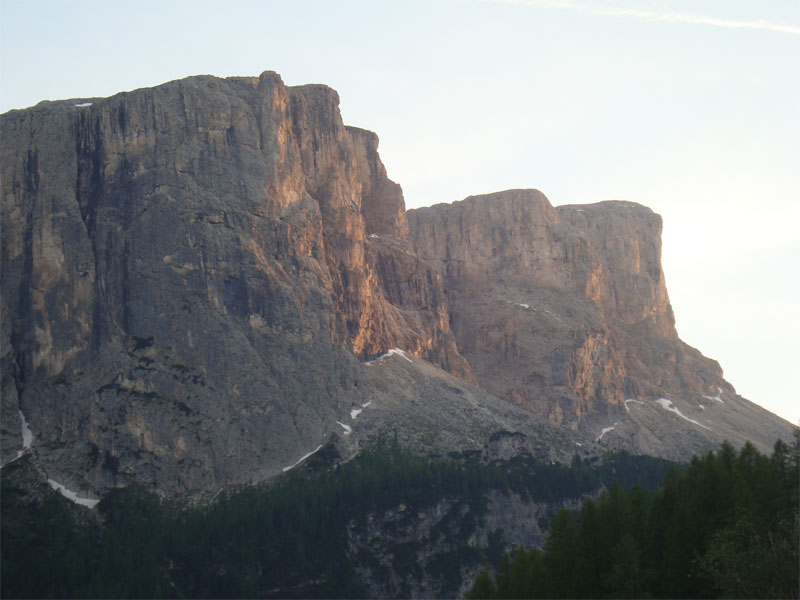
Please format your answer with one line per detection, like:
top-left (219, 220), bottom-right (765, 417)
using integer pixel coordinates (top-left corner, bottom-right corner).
top-left (1, 73), bottom-right (793, 500)
top-left (1, 72), bottom-right (465, 495)
top-left (408, 191), bottom-right (794, 456)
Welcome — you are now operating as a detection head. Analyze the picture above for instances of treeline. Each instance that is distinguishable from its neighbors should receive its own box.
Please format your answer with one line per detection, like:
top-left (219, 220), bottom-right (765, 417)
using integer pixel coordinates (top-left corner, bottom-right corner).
top-left (468, 433), bottom-right (800, 599)
top-left (1, 436), bottom-right (675, 599)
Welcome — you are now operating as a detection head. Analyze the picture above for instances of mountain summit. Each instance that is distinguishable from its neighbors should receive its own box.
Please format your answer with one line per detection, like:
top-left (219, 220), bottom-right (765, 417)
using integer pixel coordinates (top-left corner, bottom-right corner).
top-left (1, 71), bottom-right (792, 498)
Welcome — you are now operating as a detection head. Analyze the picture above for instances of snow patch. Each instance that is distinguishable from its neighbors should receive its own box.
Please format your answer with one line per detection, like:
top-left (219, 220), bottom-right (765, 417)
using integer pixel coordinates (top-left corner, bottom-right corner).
top-left (350, 399), bottom-right (372, 419)
top-left (655, 398), bottom-right (710, 430)
top-left (503, 301), bottom-right (565, 322)
top-left (699, 404), bottom-right (706, 411)
top-left (541, 309), bottom-right (564, 323)
top-left (20, 410), bottom-right (32, 448)
top-left (624, 399), bottom-right (644, 413)
top-left (702, 389), bottom-right (724, 403)
top-left (74, 102), bottom-right (92, 107)
top-left (47, 479), bottom-right (100, 508)
top-left (597, 422), bottom-right (618, 441)
top-left (575, 441), bottom-right (582, 446)
top-left (365, 348), bottom-right (413, 365)
top-left (505, 300), bottom-right (531, 309)
top-left (337, 421), bottom-right (352, 435)
top-left (14, 410), bottom-right (34, 460)
top-left (282, 444), bottom-right (324, 473)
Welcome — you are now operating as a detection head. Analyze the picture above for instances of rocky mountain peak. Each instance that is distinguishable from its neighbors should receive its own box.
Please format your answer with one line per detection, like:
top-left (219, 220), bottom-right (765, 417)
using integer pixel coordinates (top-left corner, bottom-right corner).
top-left (408, 189), bottom-right (765, 440)
top-left (0, 70), bottom-right (468, 495)
top-left (1, 71), bottom-right (793, 498)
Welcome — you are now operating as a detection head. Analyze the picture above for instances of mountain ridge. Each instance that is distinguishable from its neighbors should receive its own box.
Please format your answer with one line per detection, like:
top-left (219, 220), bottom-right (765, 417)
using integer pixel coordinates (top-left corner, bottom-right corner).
top-left (0, 70), bottom-right (793, 499)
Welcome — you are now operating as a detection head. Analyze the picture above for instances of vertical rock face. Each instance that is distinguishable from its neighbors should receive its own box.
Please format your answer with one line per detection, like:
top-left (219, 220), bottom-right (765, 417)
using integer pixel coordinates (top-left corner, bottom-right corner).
top-left (1, 72), bottom-right (792, 495)
top-left (347, 126), bottom-right (409, 240)
top-left (407, 190), bottom-right (726, 427)
top-left (0, 72), bottom-right (468, 494)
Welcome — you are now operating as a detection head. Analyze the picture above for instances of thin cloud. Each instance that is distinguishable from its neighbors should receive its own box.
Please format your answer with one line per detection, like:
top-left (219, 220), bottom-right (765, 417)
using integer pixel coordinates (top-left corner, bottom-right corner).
top-left (484, 0), bottom-right (800, 35)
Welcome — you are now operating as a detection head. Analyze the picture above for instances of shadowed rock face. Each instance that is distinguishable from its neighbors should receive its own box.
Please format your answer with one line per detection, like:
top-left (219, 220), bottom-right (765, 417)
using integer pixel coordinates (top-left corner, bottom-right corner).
top-left (1, 72), bottom-right (793, 497)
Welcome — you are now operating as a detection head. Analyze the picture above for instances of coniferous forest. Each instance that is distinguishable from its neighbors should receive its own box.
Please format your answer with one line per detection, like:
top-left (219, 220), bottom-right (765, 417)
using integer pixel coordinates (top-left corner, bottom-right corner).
top-left (2, 433), bottom-right (797, 599)
top-left (467, 433), bottom-right (799, 599)
top-left (3, 436), bottom-right (673, 599)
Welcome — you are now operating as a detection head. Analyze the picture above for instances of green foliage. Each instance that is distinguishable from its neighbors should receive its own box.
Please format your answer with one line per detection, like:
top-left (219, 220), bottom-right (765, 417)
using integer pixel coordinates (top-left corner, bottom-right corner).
top-left (0, 467), bottom-right (101, 599)
top-left (0, 439), bottom-right (679, 599)
top-left (467, 434), bottom-right (800, 599)
top-left (699, 512), bottom-right (799, 599)
top-left (467, 568), bottom-right (497, 600)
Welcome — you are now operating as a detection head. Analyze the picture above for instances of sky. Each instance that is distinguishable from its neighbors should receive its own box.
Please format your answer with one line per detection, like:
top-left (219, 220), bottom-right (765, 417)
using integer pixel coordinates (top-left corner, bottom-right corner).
top-left (1, 0), bottom-right (798, 424)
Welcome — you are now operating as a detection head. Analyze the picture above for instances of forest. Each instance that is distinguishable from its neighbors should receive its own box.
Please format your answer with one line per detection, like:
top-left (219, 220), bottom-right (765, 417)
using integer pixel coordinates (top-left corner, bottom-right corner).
top-left (1, 434), bottom-right (677, 599)
top-left (467, 433), bottom-right (799, 599)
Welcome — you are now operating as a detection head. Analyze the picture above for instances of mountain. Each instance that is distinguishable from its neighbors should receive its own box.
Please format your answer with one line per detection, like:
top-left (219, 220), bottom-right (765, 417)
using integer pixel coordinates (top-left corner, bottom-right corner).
top-left (408, 191), bottom-right (791, 459)
top-left (0, 71), bottom-right (793, 501)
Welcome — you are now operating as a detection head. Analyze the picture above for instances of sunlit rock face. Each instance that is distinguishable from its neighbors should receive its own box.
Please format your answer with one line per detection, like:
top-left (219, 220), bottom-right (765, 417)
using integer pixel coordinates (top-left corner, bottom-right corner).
top-left (0, 72), bottom-right (468, 494)
top-left (407, 191), bottom-right (791, 455)
top-left (1, 72), bottom-right (793, 496)
top-left (408, 191), bottom-right (679, 423)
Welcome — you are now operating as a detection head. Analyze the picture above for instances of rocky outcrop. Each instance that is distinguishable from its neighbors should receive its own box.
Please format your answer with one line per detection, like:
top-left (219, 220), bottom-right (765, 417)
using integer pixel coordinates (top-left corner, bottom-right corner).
top-left (0, 72), bottom-right (468, 495)
top-left (346, 490), bottom-right (570, 599)
top-left (1, 72), bottom-right (793, 498)
top-left (407, 191), bottom-right (671, 421)
top-left (407, 191), bottom-right (792, 456)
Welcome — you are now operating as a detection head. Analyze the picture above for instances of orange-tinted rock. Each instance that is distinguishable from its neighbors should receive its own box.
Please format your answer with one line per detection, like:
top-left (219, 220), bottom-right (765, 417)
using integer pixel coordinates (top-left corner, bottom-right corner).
top-left (1, 73), bottom-right (793, 496)
top-left (0, 72), bottom-right (468, 493)
top-left (408, 190), bottom-right (727, 427)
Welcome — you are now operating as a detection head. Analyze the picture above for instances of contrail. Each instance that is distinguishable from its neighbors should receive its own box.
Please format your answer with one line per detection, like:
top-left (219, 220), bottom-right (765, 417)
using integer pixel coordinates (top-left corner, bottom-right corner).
top-left (482, 0), bottom-right (800, 35)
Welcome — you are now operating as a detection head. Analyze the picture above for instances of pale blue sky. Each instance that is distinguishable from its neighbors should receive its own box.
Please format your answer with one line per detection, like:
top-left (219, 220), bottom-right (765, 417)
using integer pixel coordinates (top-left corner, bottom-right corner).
top-left (2, 0), bottom-right (798, 424)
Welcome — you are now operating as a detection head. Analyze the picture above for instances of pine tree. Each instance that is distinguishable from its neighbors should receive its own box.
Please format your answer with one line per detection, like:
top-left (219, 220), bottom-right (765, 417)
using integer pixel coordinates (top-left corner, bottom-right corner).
top-left (467, 568), bottom-right (497, 599)
top-left (573, 499), bottom-right (603, 598)
top-left (543, 508), bottom-right (577, 598)
top-left (603, 532), bottom-right (647, 598)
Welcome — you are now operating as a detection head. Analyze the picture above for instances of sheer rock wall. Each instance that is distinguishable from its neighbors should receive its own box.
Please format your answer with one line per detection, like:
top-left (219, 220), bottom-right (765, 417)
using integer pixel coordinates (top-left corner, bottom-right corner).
top-left (1, 73), bottom-right (792, 497)
top-left (0, 72), bottom-right (468, 494)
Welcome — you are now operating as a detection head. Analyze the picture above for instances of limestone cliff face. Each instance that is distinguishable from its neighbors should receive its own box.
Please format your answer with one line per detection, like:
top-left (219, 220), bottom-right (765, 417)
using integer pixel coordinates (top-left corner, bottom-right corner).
top-left (1, 73), bottom-right (793, 497)
top-left (408, 190), bottom-right (727, 427)
top-left (0, 72), bottom-right (468, 494)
